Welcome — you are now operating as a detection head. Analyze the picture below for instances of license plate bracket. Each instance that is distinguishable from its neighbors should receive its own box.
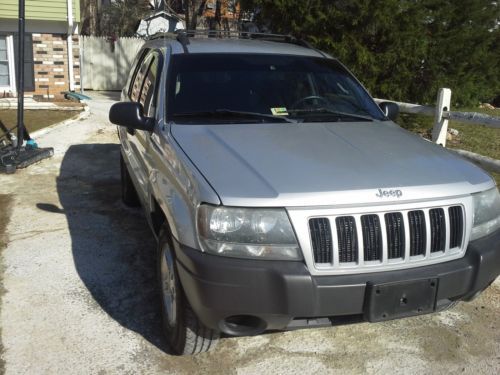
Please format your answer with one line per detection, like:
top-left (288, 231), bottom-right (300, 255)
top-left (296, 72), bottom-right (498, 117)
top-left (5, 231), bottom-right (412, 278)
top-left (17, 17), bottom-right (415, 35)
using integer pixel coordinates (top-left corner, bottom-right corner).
top-left (364, 278), bottom-right (438, 322)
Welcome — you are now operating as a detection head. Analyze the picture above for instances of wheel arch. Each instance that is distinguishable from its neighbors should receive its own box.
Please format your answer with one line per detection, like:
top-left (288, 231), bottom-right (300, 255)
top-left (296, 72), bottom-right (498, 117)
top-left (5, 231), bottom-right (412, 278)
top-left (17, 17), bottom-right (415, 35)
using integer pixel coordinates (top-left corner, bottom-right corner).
top-left (148, 187), bottom-right (198, 249)
top-left (151, 196), bottom-right (168, 238)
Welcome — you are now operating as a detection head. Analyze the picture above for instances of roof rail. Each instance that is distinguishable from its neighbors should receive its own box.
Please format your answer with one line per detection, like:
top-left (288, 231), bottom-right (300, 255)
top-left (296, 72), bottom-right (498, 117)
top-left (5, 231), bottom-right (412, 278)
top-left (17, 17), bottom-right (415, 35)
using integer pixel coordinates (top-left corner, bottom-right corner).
top-left (144, 32), bottom-right (190, 53)
top-left (175, 29), bottom-right (314, 51)
top-left (145, 29), bottom-right (317, 54)
top-left (176, 33), bottom-right (190, 53)
top-left (146, 32), bottom-right (177, 41)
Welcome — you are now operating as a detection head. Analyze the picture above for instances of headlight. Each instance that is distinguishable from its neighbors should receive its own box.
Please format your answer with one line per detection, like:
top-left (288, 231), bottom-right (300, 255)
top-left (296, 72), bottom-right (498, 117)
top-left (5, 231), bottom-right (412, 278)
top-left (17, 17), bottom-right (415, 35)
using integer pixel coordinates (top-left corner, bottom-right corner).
top-left (197, 205), bottom-right (302, 260)
top-left (471, 188), bottom-right (500, 241)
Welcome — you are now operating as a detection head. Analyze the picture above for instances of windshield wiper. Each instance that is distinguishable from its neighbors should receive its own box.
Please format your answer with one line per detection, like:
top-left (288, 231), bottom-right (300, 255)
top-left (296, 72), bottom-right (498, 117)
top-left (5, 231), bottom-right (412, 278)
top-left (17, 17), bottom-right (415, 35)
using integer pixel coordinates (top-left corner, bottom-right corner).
top-left (289, 107), bottom-right (373, 122)
top-left (173, 109), bottom-right (298, 123)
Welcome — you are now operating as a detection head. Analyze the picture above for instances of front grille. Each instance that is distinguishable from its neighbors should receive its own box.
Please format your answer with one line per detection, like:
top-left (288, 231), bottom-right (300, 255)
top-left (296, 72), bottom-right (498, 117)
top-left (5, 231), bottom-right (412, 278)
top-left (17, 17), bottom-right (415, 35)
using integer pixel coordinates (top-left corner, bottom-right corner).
top-left (336, 216), bottom-right (358, 263)
top-left (448, 206), bottom-right (464, 248)
top-left (430, 208), bottom-right (446, 252)
top-left (308, 205), bottom-right (465, 271)
top-left (309, 218), bottom-right (333, 264)
top-left (408, 210), bottom-right (426, 256)
top-left (361, 215), bottom-right (382, 261)
top-left (385, 212), bottom-right (405, 259)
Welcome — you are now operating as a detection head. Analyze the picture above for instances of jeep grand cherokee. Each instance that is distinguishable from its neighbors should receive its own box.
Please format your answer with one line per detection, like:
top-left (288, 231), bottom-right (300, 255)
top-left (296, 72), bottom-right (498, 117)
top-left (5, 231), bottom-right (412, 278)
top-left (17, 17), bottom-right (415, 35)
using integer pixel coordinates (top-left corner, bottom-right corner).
top-left (109, 32), bottom-right (500, 355)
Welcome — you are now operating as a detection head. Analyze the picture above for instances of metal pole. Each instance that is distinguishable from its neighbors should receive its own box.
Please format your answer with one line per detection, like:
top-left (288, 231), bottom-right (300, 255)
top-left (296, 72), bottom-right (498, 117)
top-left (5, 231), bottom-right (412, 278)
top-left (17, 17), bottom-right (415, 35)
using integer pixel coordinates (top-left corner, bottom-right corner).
top-left (431, 88), bottom-right (452, 147)
top-left (16, 0), bottom-right (25, 149)
top-left (79, 35), bottom-right (84, 94)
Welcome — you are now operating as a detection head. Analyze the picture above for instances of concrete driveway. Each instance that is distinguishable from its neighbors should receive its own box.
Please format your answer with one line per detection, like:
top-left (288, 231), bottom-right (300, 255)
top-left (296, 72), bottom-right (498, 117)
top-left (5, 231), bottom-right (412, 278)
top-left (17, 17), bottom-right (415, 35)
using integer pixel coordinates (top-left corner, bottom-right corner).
top-left (0, 92), bottom-right (499, 374)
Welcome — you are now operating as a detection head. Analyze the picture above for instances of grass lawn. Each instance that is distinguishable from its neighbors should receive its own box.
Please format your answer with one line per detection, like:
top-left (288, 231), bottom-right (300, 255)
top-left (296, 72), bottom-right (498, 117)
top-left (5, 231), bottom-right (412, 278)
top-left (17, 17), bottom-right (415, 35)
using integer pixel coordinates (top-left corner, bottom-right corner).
top-left (396, 108), bottom-right (500, 185)
top-left (0, 109), bottom-right (80, 135)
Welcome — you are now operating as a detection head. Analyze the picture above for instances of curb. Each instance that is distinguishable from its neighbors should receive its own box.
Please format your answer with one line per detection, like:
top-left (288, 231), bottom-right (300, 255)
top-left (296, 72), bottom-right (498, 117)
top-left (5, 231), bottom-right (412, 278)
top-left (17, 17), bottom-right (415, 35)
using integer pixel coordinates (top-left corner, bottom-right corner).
top-left (30, 104), bottom-right (91, 139)
top-left (0, 104), bottom-right (83, 111)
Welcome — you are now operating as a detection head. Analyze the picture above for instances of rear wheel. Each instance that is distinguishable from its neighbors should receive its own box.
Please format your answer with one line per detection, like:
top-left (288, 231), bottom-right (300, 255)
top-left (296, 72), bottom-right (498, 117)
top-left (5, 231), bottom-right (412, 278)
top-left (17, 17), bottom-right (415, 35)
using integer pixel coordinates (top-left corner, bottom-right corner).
top-left (120, 153), bottom-right (140, 207)
top-left (158, 226), bottom-right (219, 355)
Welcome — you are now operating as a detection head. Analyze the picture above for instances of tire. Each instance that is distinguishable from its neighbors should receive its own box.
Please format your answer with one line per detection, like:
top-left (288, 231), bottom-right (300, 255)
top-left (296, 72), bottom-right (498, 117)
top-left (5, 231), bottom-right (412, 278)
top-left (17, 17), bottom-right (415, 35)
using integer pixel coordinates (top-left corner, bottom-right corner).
top-left (158, 226), bottom-right (219, 355)
top-left (120, 153), bottom-right (140, 207)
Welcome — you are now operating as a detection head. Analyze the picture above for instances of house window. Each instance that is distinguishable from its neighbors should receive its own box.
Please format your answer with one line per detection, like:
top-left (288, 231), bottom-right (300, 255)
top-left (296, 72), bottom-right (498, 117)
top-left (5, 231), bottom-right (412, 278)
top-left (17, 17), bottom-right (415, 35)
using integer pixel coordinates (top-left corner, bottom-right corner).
top-left (0, 36), bottom-right (10, 87)
top-left (0, 35), bottom-right (16, 92)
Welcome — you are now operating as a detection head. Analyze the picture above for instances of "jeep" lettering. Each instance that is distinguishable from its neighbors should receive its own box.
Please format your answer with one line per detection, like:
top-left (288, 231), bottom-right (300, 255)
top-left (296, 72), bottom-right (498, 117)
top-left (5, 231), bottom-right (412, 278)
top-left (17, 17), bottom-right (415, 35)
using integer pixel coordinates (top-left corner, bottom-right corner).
top-left (376, 188), bottom-right (403, 198)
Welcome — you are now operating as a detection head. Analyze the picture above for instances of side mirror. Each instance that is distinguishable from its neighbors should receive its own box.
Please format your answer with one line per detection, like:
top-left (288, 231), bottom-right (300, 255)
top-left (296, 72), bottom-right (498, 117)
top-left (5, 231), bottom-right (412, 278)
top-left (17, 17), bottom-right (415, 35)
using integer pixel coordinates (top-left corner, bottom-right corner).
top-left (378, 102), bottom-right (400, 121)
top-left (109, 102), bottom-right (154, 132)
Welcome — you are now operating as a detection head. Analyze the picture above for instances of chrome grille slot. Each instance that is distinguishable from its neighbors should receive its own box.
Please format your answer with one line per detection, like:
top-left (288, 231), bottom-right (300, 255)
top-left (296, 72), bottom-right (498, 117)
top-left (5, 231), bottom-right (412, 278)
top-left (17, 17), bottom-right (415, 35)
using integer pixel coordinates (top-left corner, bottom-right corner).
top-left (430, 208), bottom-right (446, 252)
top-left (336, 216), bottom-right (358, 263)
top-left (361, 215), bottom-right (382, 261)
top-left (385, 212), bottom-right (405, 259)
top-left (408, 210), bottom-right (426, 256)
top-left (309, 218), bottom-right (333, 264)
top-left (448, 206), bottom-right (464, 249)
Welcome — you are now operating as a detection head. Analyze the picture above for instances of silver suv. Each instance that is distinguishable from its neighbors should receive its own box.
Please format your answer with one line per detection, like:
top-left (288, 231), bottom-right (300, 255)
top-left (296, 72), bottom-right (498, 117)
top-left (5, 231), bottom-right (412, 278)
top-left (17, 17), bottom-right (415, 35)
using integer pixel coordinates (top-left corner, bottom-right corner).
top-left (109, 32), bottom-right (500, 355)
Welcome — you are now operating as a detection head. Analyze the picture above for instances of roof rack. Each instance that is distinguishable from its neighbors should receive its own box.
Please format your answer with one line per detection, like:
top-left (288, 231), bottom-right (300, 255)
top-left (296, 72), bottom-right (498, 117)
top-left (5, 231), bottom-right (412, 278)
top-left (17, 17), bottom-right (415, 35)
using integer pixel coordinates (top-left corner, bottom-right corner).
top-left (146, 29), bottom-right (315, 53)
top-left (176, 32), bottom-right (190, 53)
top-left (146, 32), bottom-right (177, 40)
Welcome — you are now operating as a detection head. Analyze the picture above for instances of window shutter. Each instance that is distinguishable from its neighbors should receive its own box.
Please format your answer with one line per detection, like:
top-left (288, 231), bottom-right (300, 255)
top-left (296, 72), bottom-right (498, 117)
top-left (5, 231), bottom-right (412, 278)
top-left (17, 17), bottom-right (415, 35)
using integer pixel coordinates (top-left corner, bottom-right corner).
top-left (13, 33), bottom-right (35, 92)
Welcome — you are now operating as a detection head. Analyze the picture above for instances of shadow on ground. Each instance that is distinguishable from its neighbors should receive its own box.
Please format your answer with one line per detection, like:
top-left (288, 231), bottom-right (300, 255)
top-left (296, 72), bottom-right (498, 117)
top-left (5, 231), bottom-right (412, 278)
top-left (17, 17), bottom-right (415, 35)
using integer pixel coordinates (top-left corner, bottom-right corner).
top-left (38, 143), bottom-right (166, 351)
top-left (0, 194), bottom-right (13, 375)
top-left (86, 91), bottom-right (121, 101)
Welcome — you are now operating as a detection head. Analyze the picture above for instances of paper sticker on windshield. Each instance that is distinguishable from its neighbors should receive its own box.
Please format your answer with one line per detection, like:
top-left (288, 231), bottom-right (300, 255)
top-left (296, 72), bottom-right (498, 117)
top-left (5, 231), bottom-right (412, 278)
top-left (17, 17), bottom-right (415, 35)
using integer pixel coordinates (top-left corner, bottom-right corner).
top-left (271, 107), bottom-right (289, 116)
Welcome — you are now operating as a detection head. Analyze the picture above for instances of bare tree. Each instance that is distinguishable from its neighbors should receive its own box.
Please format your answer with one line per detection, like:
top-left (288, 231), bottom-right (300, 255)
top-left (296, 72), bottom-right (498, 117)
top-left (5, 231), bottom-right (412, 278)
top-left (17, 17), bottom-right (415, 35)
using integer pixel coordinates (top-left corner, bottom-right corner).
top-left (80, 0), bottom-right (100, 35)
top-left (184, 0), bottom-right (206, 30)
top-left (100, 0), bottom-right (151, 37)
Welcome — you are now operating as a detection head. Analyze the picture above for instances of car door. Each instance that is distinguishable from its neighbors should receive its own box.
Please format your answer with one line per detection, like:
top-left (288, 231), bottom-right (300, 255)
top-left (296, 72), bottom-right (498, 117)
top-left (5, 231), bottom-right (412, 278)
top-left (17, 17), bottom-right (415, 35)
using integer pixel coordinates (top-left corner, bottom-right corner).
top-left (123, 50), bottom-right (161, 202)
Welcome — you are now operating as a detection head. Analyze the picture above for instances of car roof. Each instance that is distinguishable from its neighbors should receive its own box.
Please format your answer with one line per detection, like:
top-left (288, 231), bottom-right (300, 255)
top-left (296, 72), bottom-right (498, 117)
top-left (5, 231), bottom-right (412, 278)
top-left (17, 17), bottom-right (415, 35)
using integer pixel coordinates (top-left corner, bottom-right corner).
top-left (144, 37), bottom-right (326, 58)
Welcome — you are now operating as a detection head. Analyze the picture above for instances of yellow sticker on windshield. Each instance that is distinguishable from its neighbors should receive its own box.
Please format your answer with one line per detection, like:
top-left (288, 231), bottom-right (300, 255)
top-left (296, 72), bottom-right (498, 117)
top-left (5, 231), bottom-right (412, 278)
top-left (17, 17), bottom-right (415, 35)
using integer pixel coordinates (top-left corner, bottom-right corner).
top-left (271, 107), bottom-right (289, 116)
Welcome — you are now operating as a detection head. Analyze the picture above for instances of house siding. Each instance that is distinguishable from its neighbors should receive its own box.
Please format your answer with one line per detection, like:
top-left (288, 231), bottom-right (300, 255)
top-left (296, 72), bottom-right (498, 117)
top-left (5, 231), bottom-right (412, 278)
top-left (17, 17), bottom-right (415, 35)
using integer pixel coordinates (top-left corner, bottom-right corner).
top-left (0, 0), bottom-right (80, 22)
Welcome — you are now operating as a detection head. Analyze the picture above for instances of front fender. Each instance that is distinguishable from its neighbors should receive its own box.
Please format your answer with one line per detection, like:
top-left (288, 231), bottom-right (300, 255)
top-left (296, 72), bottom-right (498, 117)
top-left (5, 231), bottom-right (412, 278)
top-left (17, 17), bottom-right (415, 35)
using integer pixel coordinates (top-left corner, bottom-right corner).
top-left (149, 130), bottom-right (220, 249)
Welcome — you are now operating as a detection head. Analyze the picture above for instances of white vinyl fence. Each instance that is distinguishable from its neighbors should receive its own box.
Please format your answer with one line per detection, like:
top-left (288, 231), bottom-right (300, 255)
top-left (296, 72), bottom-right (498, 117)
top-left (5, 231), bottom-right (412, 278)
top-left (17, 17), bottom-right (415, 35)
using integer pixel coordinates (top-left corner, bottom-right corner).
top-left (81, 36), bottom-right (144, 91)
top-left (375, 89), bottom-right (500, 173)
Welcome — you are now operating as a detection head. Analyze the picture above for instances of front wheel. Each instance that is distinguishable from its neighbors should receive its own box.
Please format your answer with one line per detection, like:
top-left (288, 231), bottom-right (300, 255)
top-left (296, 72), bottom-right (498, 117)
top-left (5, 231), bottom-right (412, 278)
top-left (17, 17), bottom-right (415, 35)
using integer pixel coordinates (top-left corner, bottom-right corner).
top-left (158, 227), bottom-right (219, 355)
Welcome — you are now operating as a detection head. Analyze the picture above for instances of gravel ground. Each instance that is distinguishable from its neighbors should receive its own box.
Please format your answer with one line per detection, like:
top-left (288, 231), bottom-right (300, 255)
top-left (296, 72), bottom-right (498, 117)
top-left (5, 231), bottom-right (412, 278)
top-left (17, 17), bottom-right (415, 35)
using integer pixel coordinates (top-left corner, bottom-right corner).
top-left (0, 92), bottom-right (499, 374)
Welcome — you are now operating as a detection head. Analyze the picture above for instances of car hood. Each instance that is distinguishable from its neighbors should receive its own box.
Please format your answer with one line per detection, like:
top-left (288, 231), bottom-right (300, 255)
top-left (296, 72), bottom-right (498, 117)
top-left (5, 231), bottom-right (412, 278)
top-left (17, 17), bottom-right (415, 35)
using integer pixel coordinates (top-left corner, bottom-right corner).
top-left (171, 121), bottom-right (494, 207)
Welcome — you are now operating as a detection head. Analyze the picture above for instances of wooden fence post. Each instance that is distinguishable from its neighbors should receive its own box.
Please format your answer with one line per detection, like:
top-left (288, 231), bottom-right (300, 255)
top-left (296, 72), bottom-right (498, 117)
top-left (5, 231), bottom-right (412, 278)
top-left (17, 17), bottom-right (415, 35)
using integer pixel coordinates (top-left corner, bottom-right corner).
top-left (432, 88), bottom-right (452, 146)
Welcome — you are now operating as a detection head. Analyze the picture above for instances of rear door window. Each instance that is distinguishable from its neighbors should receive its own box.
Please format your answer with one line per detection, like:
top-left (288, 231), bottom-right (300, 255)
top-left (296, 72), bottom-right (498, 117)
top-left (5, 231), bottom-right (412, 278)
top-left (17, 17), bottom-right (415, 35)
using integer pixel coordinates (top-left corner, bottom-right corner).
top-left (140, 55), bottom-right (160, 117)
top-left (128, 51), bottom-right (161, 117)
top-left (129, 53), bottom-right (153, 102)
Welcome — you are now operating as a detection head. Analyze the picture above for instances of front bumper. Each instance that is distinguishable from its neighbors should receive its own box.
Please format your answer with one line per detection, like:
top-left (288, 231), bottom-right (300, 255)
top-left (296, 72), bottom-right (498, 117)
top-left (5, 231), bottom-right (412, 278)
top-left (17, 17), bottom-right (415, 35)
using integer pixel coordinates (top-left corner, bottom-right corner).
top-left (173, 229), bottom-right (500, 335)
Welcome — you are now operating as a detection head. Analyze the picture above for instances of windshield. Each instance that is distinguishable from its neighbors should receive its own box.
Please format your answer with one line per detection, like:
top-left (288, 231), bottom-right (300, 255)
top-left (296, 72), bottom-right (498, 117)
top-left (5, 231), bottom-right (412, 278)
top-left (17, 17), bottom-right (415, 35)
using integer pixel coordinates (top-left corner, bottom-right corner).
top-left (167, 54), bottom-right (386, 124)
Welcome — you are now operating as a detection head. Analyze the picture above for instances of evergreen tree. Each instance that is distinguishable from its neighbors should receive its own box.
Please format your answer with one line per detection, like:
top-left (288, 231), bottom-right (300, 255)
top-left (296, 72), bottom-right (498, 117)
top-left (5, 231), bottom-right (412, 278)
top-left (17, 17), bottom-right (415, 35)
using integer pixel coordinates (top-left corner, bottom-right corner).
top-left (418, 0), bottom-right (500, 106)
top-left (242, 0), bottom-right (500, 106)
